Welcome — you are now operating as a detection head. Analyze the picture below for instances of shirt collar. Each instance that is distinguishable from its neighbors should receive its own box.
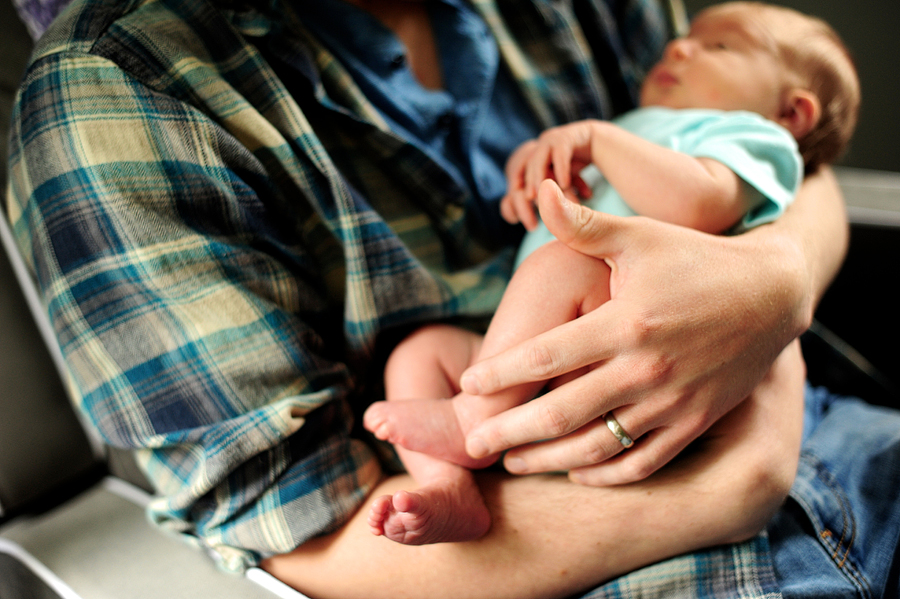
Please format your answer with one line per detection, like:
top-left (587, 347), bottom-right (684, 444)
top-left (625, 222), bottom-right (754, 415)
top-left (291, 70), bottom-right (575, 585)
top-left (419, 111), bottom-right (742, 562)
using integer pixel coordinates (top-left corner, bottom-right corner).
top-left (288, 0), bottom-right (408, 80)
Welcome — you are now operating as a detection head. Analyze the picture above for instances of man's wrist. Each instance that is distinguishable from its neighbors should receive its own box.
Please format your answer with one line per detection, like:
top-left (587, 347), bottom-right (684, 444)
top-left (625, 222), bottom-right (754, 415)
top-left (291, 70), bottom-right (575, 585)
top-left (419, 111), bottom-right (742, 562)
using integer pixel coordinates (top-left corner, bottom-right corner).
top-left (734, 222), bottom-right (815, 341)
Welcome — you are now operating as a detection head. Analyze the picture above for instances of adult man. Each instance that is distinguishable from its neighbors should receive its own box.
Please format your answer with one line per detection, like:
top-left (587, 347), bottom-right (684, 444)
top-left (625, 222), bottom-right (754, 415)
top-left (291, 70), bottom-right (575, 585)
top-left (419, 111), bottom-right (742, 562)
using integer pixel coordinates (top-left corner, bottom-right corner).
top-left (7, 0), bottom-right (897, 596)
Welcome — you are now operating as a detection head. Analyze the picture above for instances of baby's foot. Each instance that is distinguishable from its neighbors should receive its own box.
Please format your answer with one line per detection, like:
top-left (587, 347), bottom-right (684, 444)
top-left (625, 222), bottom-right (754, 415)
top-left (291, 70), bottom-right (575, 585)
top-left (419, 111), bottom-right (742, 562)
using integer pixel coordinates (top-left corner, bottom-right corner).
top-left (366, 479), bottom-right (491, 545)
top-left (364, 399), bottom-right (496, 469)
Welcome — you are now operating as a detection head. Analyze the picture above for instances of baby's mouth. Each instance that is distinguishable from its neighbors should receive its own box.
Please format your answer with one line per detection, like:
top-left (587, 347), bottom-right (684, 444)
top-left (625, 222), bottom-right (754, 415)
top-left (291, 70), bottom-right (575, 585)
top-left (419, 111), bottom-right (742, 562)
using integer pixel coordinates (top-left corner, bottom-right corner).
top-left (650, 67), bottom-right (679, 87)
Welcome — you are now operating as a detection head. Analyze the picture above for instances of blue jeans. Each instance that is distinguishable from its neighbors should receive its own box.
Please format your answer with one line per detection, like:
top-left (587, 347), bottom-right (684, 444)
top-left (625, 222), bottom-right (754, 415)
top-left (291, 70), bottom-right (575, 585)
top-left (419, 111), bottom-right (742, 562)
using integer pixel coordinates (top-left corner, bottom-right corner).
top-left (769, 386), bottom-right (900, 598)
top-left (583, 386), bottom-right (900, 599)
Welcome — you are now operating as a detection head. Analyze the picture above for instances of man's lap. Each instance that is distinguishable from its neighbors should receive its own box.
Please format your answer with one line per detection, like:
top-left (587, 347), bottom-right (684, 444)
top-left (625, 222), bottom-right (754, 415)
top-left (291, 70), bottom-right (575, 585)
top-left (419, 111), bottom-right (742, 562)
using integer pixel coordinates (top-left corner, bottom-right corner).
top-left (580, 385), bottom-right (900, 599)
top-left (768, 386), bottom-right (900, 598)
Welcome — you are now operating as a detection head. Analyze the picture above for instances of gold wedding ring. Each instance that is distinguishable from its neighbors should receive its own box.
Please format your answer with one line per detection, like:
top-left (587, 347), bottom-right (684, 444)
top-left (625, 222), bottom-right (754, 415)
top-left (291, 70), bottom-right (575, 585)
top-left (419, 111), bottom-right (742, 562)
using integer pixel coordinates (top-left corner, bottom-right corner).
top-left (604, 412), bottom-right (634, 448)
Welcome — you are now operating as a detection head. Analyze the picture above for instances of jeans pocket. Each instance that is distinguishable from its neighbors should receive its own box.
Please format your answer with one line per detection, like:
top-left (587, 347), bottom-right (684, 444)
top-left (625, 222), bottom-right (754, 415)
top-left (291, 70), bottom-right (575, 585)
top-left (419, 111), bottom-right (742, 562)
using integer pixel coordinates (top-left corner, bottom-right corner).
top-left (780, 394), bottom-right (900, 598)
top-left (787, 454), bottom-right (872, 597)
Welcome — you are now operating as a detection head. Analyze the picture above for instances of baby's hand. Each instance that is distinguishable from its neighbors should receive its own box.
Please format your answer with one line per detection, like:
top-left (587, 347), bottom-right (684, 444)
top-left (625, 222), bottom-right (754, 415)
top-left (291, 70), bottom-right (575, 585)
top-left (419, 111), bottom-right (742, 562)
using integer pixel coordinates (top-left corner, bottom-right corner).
top-left (502, 128), bottom-right (593, 231)
top-left (521, 121), bottom-right (598, 197)
top-left (501, 140), bottom-right (542, 230)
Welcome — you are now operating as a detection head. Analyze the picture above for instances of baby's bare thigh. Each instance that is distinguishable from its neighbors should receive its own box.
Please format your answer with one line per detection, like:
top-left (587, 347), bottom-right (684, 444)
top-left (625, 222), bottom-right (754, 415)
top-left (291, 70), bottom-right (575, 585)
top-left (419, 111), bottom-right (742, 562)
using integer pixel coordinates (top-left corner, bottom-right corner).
top-left (404, 324), bottom-right (484, 376)
top-left (386, 325), bottom-right (485, 396)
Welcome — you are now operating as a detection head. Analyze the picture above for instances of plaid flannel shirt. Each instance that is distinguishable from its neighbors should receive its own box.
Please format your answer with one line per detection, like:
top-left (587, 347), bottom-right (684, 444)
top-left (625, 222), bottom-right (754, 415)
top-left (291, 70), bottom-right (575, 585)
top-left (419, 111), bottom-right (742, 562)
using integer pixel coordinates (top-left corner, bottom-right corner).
top-left (7, 0), bottom-right (692, 575)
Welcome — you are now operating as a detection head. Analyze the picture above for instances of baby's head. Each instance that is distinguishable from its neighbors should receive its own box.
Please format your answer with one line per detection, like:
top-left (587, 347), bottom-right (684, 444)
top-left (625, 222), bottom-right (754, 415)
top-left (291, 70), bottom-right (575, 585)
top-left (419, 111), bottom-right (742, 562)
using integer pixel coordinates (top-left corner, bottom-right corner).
top-left (641, 2), bottom-right (860, 171)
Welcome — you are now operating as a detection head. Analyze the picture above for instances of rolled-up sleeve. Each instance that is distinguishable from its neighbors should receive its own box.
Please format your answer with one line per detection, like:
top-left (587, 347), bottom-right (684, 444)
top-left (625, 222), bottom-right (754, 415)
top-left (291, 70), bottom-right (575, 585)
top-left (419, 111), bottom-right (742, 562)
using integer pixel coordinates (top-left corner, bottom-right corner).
top-left (7, 48), bottom-right (382, 571)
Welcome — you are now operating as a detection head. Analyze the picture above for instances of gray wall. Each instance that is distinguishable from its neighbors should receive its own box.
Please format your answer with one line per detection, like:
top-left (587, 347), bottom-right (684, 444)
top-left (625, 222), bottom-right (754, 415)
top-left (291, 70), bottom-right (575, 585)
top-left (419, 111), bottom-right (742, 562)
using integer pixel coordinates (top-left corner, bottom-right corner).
top-left (682, 0), bottom-right (900, 173)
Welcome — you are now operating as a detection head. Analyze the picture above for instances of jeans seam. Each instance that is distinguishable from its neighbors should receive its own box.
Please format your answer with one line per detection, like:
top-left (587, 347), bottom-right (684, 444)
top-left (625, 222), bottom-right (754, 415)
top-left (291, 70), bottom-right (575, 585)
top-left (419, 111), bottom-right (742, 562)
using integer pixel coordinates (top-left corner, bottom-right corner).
top-left (793, 451), bottom-right (872, 598)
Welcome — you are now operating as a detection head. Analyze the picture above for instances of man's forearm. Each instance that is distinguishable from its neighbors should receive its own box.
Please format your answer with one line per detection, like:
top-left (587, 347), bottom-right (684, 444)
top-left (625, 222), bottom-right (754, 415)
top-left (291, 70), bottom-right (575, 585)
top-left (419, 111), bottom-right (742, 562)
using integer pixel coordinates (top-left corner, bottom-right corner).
top-left (740, 166), bottom-right (848, 336)
top-left (786, 167), bottom-right (849, 307)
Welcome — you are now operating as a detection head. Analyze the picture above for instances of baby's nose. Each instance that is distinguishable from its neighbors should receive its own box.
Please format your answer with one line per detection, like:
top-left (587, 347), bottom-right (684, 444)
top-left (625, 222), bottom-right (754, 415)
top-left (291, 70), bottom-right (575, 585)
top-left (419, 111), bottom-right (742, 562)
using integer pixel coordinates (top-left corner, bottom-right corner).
top-left (665, 37), bottom-right (694, 61)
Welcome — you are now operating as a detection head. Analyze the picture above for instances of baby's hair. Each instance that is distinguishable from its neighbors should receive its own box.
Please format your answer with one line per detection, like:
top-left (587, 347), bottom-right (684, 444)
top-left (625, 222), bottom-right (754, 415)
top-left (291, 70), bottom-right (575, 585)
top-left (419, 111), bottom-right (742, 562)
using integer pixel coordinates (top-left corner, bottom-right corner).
top-left (709, 3), bottom-right (861, 172)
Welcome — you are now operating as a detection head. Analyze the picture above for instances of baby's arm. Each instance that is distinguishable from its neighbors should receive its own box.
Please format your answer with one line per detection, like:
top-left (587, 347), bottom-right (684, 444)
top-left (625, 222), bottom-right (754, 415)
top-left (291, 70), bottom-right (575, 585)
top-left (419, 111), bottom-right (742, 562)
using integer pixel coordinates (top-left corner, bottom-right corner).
top-left (504, 119), bottom-right (749, 234)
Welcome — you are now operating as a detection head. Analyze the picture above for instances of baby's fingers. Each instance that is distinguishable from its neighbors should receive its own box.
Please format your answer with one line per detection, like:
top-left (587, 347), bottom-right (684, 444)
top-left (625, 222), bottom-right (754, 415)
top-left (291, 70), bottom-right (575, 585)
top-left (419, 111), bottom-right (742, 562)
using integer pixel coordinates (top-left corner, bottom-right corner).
top-left (572, 172), bottom-right (592, 199)
top-left (548, 144), bottom-right (575, 191)
top-left (500, 194), bottom-right (520, 225)
top-left (503, 190), bottom-right (540, 230)
top-left (505, 140), bottom-right (537, 193)
top-left (524, 144), bottom-right (555, 200)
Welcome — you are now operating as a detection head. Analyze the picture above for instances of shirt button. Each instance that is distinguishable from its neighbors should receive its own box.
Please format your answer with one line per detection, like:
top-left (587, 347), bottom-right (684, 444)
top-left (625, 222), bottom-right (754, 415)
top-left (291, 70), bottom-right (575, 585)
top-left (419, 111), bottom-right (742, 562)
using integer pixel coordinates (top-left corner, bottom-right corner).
top-left (390, 54), bottom-right (406, 68)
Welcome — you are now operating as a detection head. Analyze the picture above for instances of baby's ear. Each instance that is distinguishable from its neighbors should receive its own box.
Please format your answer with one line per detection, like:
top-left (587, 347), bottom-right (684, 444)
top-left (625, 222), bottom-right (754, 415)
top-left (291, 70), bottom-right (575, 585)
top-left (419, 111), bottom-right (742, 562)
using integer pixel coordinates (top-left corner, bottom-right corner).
top-left (777, 89), bottom-right (821, 140)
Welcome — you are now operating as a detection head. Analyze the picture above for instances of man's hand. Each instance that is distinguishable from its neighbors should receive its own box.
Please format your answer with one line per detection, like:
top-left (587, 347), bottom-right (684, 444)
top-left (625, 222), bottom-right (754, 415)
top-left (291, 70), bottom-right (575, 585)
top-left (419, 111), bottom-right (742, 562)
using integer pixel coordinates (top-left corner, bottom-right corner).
top-left (463, 179), bottom-right (817, 485)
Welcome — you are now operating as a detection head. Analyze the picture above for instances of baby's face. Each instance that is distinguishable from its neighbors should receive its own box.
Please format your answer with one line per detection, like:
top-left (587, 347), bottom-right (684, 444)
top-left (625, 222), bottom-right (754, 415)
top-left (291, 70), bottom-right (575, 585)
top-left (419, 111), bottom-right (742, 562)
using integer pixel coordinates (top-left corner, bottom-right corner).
top-left (640, 5), bottom-right (789, 119)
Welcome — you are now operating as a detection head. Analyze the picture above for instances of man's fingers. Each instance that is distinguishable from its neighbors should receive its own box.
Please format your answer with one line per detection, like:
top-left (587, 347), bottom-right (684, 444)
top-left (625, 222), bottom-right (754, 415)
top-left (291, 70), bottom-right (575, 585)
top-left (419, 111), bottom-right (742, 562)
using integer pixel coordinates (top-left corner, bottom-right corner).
top-left (460, 306), bottom-right (617, 396)
top-left (568, 426), bottom-right (696, 486)
top-left (466, 377), bottom-right (597, 457)
top-left (465, 364), bottom-right (625, 458)
top-left (499, 414), bottom-right (632, 474)
top-left (459, 183), bottom-right (638, 399)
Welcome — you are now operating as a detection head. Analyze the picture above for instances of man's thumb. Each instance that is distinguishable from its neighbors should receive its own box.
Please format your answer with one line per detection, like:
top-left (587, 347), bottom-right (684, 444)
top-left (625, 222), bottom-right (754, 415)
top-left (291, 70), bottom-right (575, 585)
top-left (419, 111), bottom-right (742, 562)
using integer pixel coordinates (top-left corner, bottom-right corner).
top-left (536, 179), bottom-right (625, 258)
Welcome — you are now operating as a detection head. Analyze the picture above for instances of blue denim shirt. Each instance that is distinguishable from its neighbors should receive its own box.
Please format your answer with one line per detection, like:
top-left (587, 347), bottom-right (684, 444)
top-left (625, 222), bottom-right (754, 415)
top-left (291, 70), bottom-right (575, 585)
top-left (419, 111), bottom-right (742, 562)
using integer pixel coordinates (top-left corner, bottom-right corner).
top-left (292, 0), bottom-right (541, 243)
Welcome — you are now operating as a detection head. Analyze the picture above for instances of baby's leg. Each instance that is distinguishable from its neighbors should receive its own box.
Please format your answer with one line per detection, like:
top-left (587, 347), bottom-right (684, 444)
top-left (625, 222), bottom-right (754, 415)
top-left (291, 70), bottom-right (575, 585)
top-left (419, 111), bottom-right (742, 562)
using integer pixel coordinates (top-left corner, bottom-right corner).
top-left (430, 240), bottom-right (613, 462)
top-left (382, 324), bottom-right (483, 402)
top-left (365, 246), bottom-right (611, 543)
top-left (367, 445), bottom-right (491, 545)
top-left (366, 242), bottom-right (612, 465)
top-left (366, 325), bottom-right (491, 544)
top-left (456, 240), bottom-right (613, 423)
top-left (367, 325), bottom-right (494, 467)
